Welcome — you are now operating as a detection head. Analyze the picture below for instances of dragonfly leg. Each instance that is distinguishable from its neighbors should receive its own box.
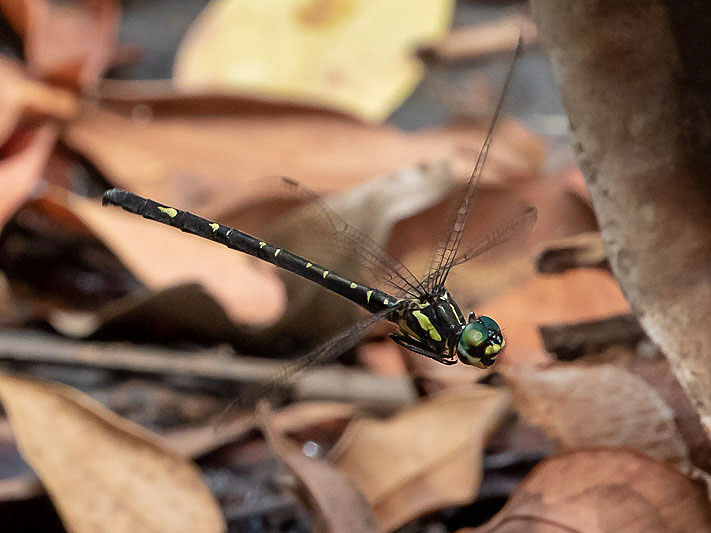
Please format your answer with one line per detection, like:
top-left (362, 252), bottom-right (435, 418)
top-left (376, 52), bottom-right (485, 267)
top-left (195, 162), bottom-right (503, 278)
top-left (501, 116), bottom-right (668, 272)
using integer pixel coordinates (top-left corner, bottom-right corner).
top-left (390, 334), bottom-right (458, 365)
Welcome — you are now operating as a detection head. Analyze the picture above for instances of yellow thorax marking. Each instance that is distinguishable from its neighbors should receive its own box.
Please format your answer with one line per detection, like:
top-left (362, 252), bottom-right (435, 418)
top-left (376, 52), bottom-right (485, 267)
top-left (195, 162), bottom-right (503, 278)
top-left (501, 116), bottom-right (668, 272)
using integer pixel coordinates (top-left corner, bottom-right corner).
top-left (306, 262), bottom-right (313, 268)
top-left (349, 282), bottom-right (357, 289)
top-left (322, 270), bottom-right (329, 278)
top-left (412, 310), bottom-right (442, 342)
top-left (209, 223), bottom-right (219, 232)
top-left (274, 248), bottom-right (281, 256)
top-left (259, 241), bottom-right (267, 248)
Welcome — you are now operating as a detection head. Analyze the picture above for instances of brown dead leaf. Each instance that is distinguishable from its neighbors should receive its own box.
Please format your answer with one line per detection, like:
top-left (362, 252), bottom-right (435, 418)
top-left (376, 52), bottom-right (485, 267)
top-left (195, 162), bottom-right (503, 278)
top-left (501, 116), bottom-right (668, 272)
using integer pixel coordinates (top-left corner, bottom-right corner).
top-left (1, 0), bottom-right (120, 88)
top-left (0, 122), bottom-right (58, 230)
top-left (0, 371), bottom-right (225, 533)
top-left (62, 190), bottom-right (286, 327)
top-left (502, 364), bottom-right (689, 465)
top-left (330, 385), bottom-right (509, 531)
top-left (62, 94), bottom-right (544, 216)
top-left (479, 269), bottom-right (631, 364)
top-left (477, 449), bottom-right (711, 532)
top-left (0, 57), bottom-right (78, 139)
top-left (259, 403), bottom-right (380, 533)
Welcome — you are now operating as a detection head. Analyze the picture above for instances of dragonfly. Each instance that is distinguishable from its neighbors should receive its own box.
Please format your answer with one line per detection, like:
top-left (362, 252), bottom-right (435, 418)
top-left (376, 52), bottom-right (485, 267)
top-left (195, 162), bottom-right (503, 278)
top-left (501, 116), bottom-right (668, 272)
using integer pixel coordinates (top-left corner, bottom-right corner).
top-left (102, 39), bottom-right (536, 377)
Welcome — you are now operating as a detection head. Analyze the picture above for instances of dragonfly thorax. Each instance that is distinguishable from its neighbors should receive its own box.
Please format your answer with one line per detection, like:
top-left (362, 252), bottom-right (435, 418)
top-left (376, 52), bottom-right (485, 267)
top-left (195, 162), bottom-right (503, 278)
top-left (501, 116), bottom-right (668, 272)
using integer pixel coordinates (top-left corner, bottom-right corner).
top-left (391, 291), bottom-right (505, 368)
top-left (392, 290), bottom-right (467, 361)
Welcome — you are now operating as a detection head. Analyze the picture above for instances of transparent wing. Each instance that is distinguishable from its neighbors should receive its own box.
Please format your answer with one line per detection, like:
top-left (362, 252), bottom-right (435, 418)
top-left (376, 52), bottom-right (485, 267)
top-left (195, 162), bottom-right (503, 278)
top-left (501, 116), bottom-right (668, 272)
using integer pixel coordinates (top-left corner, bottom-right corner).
top-left (424, 36), bottom-right (522, 294)
top-left (420, 204), bottom-right (537, 288)
top-left (243, 176), bottom-right (425, 299)
top-left (226, 304), bottom-right (401, 411)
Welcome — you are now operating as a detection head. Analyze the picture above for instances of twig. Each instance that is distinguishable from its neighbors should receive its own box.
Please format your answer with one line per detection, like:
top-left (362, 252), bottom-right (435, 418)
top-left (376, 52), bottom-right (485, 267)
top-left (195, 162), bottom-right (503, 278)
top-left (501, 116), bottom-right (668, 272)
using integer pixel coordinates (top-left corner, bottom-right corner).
top-left (536, 232), bottom-right (608, 273)
top-left (540, 313), bottom-right (645, 361)
top-left (0, 330), bottom-right (416, 408)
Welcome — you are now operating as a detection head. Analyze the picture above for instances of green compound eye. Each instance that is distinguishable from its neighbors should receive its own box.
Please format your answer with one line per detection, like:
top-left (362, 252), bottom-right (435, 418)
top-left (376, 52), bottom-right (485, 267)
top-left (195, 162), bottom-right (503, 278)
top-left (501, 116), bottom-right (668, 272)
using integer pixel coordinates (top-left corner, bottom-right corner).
top-left (457, 317), bottom-right (504, 368)
top-left (457, 322), bottom-right (489, 367)
top-left (478, 315), bottom-right (500, 332)
top-left (462, 322), bottom-right (487, 347)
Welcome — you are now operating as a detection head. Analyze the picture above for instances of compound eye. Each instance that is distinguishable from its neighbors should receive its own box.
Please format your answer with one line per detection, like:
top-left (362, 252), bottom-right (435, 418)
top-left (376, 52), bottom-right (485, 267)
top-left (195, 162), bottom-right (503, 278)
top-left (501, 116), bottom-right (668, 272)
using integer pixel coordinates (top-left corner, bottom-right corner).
top-left (461, 322), bottom-right (487, 348)
top-left (477, 315), bottom-right (501, 333)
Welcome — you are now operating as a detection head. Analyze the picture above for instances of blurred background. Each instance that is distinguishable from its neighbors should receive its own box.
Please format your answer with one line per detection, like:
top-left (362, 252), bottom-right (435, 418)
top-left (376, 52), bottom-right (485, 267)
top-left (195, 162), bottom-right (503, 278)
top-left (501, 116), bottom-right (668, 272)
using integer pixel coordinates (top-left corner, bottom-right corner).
top-left (0, 1), bottom-right (707, 532)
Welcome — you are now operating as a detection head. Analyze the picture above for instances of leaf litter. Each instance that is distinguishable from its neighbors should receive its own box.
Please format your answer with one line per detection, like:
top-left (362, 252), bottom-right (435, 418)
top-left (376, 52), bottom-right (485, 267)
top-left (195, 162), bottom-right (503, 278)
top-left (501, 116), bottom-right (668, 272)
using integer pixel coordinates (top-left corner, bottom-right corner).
top-left (0, 371), bottom-right (225, 533)
top-left (1, 0), bottom-right (709, 531)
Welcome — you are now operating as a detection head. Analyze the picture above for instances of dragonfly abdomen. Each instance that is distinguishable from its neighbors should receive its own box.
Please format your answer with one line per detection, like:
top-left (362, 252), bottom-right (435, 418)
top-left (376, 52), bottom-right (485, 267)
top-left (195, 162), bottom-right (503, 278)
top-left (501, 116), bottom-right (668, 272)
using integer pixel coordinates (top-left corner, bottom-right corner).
top-left (102, 189), bottom-right (397, 314)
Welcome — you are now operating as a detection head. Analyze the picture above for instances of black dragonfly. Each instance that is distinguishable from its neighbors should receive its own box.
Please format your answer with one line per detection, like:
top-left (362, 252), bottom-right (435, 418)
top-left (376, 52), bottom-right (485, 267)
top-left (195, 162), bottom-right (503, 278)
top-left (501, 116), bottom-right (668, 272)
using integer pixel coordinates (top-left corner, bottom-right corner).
top-left (102, 40), bottom-right (536, 377)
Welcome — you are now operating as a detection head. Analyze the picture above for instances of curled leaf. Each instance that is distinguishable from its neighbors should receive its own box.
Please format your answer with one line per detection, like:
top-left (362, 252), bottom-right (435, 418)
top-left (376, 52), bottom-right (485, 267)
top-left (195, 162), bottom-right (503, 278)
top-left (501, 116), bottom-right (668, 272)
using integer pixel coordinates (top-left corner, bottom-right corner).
top-left (259, 403), bottom-right (380, 533)
top-left (478, 449), bottom-right (711, 533)
top-left (503, 363), bottom-right (689, 465)
top-left (0, 371), bottom-right (225, 533)
top-left (330, 386), bottom-right (509, 531)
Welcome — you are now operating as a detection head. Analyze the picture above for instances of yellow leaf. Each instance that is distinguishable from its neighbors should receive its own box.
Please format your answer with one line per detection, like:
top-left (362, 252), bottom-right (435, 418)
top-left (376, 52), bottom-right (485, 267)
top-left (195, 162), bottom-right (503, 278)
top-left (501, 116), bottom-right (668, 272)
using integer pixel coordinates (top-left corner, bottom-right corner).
top-left (0, 372), bottom-right (225, 533)
top-left (174, 0), bottom-right (454, 122)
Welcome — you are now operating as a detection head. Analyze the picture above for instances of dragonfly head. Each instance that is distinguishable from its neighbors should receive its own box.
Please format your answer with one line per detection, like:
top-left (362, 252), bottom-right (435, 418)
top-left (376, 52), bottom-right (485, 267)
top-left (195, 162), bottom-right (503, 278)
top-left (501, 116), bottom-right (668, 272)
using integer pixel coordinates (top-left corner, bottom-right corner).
top-left (456, 315), bottom-right (504, 368)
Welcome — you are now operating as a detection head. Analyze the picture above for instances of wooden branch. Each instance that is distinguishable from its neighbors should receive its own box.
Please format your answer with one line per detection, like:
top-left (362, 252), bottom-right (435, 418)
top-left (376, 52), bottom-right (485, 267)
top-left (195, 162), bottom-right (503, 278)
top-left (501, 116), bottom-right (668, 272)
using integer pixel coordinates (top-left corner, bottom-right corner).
top-left (536, 232), bottom-right (607, 273)
top-left (0, 330), bottom-right (416, 409)
top-left (539, 313), bottom-right (645, 361)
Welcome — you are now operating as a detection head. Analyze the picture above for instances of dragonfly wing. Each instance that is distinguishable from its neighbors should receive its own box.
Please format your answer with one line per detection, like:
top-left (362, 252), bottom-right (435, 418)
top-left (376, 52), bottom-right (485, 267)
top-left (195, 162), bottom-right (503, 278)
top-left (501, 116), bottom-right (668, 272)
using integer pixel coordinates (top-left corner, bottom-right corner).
top-left (421, 204), bottom-right (537, 288)
top-left (231, 304), bottom-right (402, 409)
top-left (249, 176), bottom-right (425, 299)
top-left (423, 37), bottom-right (522, 294)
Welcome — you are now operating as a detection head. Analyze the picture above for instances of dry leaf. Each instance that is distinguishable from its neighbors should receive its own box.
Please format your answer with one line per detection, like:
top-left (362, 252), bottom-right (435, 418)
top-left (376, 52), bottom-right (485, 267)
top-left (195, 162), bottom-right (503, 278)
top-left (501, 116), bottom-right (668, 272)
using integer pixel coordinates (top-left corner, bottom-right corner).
top-left (0, 371), bottom-right (225, 533)
top-left (477, 448), bottom-right (711, 532)
top-left (0, 123), bottom-right (58, 230)
top-left (480, 269), bottom-right (631, 364)
top-left (64, 191), bottom-right (286, 327)
top-left (259, 403), bottom-right (380, 533)
top-left (502, 364), bottom-right (689, 465)
top-left (174, 0), bottom-right (454, 122)
top-left (330, 385), bottom-right (509, 531)
top-left (1, 0), bottom-right (120, 88)
top-left (63, 97), bottom-right (543, 217)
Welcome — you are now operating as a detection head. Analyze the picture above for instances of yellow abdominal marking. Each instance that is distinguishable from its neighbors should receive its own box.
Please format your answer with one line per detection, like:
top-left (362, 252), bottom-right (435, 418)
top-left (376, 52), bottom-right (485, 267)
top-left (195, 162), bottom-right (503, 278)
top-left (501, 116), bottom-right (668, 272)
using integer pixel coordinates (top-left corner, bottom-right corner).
top-left (322, 270), bottom-right (329, 278)
top-left (157, 206), bottom-right (177, 218)
top-left (501, 339), bottom-right (506, 348)
top-left (209, 223), bottom-right (219, 232)
top-left (366, 290), bottom-right (373, 303)
top-left (383, 299), bottom-right (389, 305)
top-left (306, 262), bottom-right (313, 268)
top-left (275, 249), bottom-right (281, 256)
top-left (259, 241), bottom-right (267, 248)
top-left (350, 282), bottom-right (357, 289)
top-left (412, 311), bottom-right (442, 342)
top-left (485, 344), bottom-right (501, 355)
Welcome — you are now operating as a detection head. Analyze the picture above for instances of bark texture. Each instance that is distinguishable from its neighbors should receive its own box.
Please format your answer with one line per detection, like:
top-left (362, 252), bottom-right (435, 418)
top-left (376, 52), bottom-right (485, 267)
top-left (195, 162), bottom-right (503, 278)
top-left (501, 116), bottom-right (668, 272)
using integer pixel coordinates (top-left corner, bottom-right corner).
top-left (531, 1), bottom-right (711, 430)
